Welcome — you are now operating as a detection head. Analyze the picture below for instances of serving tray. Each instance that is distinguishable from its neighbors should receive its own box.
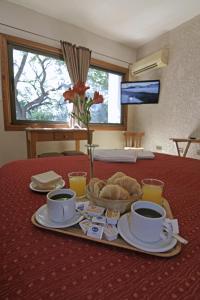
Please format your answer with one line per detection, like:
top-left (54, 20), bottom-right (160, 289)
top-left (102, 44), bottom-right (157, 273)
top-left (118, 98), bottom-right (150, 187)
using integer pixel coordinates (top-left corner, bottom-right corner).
top-left (31, 198), bottom-right (182, 258)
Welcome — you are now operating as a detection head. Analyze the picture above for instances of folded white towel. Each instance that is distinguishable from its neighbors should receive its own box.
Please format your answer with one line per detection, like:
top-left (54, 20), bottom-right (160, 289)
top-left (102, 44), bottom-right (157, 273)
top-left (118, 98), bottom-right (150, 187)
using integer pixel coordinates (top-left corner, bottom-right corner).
top-left (137, 150), bottom-right (155, 159)
top-left (94, 149), bottom-right (137, 163)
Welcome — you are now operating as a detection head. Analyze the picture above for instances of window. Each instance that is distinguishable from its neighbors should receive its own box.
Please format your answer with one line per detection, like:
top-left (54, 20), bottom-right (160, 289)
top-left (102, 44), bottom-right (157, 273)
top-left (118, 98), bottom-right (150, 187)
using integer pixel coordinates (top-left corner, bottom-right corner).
top-left (1, 34), bottom-right (128, 131)
top-left (9, 45), bottom-right (70, 124)
top-left (87, 67), bottom-right (123, 124)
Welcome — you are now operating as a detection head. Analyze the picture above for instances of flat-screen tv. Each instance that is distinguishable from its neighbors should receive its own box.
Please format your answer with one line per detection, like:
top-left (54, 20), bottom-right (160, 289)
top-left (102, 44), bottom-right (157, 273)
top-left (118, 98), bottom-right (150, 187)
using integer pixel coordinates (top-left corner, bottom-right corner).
top-left (121, 80), bottom-right (160, 104)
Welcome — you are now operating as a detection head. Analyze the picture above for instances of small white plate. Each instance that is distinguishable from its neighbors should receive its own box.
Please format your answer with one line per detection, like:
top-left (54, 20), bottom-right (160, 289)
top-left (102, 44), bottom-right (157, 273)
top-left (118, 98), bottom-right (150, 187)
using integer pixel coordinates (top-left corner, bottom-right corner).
top-left (35, 204), bottom-right (84, 228)
top-left (29, 179), bottom-right (65, 193)
top-left (117, 213), bottom-right (177, 253)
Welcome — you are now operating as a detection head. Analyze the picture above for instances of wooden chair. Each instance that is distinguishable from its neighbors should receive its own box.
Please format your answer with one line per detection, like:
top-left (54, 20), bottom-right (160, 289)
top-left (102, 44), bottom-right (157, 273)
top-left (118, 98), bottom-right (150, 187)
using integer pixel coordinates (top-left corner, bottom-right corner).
top-left (38, 151), bottom-right (85, 158)
top-left (123, 131), bottom-right (145, 149)
top-left (38, 152), bottom-right (64, 158)
top-left (62, 150), bottom-right (85, 156)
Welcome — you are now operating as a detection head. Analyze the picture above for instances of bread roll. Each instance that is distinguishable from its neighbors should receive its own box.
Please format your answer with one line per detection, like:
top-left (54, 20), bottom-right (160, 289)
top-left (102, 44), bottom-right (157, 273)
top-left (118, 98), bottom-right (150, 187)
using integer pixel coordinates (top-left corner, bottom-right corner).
top-left (88, 177), bottom-right (100, 193)
top-left (114, 175), bottom-right (142, 196)
top-left (99, 184), bottom-right (129, 200)
top-left (107, 172), bottom-right (126, 184)
top-left (93, 180), bottom-right (106, 197)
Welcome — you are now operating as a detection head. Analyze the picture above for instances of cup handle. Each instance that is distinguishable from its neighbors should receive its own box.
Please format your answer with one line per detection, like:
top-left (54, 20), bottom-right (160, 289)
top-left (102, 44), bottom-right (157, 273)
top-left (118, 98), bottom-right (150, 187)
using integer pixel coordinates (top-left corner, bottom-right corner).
top-left (160, 221), bottom-right (173, 243)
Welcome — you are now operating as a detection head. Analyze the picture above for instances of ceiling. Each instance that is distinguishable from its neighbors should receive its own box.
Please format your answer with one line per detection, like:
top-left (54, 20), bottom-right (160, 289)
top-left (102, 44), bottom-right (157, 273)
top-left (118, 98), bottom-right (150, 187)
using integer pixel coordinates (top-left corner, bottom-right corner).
top-left (6, 0), bottom-right (200, 48)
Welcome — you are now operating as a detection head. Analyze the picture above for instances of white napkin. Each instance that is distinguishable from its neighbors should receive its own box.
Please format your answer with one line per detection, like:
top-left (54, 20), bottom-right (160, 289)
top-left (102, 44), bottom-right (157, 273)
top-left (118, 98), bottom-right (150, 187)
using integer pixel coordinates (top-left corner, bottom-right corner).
top-left (137, 150), bottom-right (155, 159)
top-left (94, 149), bottom-right (137, 163)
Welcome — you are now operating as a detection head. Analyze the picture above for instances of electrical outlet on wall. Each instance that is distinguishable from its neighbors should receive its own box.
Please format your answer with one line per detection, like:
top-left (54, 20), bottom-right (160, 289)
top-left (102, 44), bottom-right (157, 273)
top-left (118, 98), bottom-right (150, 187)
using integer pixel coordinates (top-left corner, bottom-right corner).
top-left (156, 145), bottom-right (162, 150)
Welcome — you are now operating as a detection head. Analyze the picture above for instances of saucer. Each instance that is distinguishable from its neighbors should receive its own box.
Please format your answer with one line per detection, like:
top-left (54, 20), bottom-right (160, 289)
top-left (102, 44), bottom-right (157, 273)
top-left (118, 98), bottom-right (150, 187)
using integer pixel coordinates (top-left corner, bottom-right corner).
top-left (35, 204), bottom-right (83, 228)
top-left (30, 179), bottom-right (65, 193)
top-left (117, 213), bottom-right (177, 253)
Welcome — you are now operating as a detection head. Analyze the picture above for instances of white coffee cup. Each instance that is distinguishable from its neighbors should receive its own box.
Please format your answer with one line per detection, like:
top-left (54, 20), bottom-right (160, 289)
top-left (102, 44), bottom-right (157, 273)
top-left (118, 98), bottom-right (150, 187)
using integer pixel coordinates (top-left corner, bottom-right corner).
top-left (129, 201), bottom-right (173, 243)
top-left (47, 189), bottom-right (76, 222)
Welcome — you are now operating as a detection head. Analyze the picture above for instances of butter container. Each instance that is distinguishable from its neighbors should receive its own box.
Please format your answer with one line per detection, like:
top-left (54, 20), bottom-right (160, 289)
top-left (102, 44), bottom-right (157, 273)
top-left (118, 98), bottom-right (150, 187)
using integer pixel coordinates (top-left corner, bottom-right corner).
top-left (76, 201), bottom-right (90, 211)
top-left (103, 224), bottom-right (118, 241)
top-left (87, 224), bottom-right (104, 239)
top-left (105, 209), bottom-right (120, 225)
top-left (79, 219), bottom-right (92, 234)
top-left (92, 215), bottom-right (106, 225)
top-left (86, 205), bottom-right (105, 217)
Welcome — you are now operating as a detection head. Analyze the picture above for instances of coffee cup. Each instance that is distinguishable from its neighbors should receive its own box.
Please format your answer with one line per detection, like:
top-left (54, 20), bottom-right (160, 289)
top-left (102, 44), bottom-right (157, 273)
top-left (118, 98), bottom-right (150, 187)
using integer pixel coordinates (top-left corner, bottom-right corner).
top-left (47, 188), bottom-right (76, 222)
top-left (129, 201), bottom-right (173, 243)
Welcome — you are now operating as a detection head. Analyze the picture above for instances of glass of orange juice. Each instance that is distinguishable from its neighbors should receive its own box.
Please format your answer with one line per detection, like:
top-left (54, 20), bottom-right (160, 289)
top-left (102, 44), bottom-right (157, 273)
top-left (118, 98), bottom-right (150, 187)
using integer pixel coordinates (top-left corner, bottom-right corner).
top-left (68, 172), bottom-right (87, 197)
top-left (141, 178), bottom-right (164, 205)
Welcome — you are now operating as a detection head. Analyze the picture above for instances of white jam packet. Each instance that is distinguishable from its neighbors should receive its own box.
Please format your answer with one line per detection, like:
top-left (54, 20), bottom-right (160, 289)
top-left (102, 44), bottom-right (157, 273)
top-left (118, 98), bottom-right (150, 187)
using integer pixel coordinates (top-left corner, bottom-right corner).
top-left (92, 215), bottom-right (106, 225)
top-left (76, 201), bottom-right (90, 211)
top-left (103, 224), bottom-right (118, 241)
top-left (105, 209), bottom-right (120, 225)
top-left (86, 205), bottom-right (105, 217)
top-left (87, 224), bottom-right (104, 239)
top-left (79, 219), bottom-right (92, 234)
top-left (166, 218), bottom-right (179, 234)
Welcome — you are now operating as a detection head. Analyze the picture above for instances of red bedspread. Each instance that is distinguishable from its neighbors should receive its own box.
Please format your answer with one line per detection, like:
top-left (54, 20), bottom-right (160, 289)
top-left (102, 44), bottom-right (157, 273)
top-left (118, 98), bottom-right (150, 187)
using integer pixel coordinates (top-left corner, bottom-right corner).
top-left (0, 153), bottom-right (200, 300)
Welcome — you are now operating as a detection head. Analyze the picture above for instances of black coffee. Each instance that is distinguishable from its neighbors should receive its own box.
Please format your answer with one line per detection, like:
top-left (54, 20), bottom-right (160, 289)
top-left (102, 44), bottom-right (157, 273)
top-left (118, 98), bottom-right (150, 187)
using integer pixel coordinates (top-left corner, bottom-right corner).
top-left (135, 208), bottom-right (162, 218)
top-left (50, 194), bottom-right (72, 201)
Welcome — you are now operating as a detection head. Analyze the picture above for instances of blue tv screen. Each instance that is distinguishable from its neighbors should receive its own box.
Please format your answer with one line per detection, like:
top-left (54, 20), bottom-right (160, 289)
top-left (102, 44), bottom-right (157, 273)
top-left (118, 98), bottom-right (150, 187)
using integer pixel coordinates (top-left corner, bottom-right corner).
top-left (121, 80), bottom-right (160, 104)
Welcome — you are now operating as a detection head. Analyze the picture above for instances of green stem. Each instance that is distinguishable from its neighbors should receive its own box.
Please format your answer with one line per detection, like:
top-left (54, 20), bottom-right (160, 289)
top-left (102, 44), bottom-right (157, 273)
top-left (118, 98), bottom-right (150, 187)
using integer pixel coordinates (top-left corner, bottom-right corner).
top-left (87, 124), bottom-right (91, 145)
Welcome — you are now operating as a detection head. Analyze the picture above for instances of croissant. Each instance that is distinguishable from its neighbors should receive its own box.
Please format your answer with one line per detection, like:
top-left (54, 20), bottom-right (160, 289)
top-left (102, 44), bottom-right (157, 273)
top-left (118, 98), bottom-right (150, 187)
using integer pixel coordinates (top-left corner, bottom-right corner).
top-left (88, 177), bottom-right (100, 193)
top-left (114, 175), bottom-right (142, 196)
top-left (107, 172), bottom-right (126, 184)
top-left (93, 180), bottom-right (106, 197)
top-left (99, 184), bottom-right (129, 200)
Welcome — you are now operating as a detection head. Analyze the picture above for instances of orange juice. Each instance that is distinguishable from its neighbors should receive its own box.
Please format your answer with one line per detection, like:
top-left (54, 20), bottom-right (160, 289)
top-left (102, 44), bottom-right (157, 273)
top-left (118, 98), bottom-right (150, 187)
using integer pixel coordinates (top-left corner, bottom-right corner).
top-left (141, 179), bottom-right (164, 205)
top-left (142, 185), bottom-right (163, 205)
top-left (68, 172), bottom-right (87, 197)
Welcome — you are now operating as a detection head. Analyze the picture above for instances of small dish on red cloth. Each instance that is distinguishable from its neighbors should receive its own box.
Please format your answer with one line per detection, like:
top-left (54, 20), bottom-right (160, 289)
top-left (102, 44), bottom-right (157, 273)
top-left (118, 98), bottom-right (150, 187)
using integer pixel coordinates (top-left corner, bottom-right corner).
top-left (29, 179), bottom-right (65, 193)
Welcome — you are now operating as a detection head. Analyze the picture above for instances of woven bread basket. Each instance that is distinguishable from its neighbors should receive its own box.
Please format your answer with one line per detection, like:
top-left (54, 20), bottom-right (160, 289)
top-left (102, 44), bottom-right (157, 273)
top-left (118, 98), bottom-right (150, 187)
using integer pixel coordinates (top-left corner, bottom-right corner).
top-left (86, 187), bottom-right (141, 214)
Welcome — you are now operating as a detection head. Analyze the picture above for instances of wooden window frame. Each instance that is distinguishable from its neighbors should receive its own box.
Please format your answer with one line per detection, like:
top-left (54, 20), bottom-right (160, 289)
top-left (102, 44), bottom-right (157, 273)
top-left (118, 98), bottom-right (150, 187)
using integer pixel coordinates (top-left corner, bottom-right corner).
top-left (0, 33), bottom-right (128, 131)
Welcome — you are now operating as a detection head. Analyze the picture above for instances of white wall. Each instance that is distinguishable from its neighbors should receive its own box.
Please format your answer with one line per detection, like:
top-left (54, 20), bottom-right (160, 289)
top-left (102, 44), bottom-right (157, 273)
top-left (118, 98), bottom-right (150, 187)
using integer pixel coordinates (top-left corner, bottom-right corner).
top-left (0, 0), bottom-right (136, 166)
top-left (128, 15), bottom-right (200, 159)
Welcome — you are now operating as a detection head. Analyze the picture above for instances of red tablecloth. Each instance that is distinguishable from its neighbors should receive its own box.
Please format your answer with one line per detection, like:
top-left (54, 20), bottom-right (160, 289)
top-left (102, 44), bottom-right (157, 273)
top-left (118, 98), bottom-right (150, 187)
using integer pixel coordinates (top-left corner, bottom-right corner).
top-left (1, 154), bottom-right (200, 300)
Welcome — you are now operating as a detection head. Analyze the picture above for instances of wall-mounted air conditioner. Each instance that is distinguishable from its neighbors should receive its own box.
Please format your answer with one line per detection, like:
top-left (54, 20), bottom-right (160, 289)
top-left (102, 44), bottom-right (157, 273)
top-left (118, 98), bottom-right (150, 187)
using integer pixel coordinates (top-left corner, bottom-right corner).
top-left (131, 48), bottom-right (169, 76)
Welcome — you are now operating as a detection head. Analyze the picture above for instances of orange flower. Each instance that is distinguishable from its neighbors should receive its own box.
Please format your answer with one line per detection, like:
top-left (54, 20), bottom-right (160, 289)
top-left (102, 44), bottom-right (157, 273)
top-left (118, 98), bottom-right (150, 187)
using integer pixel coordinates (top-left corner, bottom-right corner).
top-left (73, 81), bottom-right (90, 97)
top-left (63, 81), bottom-right (90, 102)
top-left (63, 89), bottom-right (76, 102)
top-left (63, 81), bottom-right (104, 130)
top-left (92, 91), bottom-right (104, 104)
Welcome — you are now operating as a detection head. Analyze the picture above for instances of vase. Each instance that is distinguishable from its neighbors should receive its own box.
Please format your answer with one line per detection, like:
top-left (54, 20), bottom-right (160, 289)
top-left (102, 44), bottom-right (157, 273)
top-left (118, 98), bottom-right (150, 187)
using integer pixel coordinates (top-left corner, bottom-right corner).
top-left (86, 144), bottom-right (98, 179)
